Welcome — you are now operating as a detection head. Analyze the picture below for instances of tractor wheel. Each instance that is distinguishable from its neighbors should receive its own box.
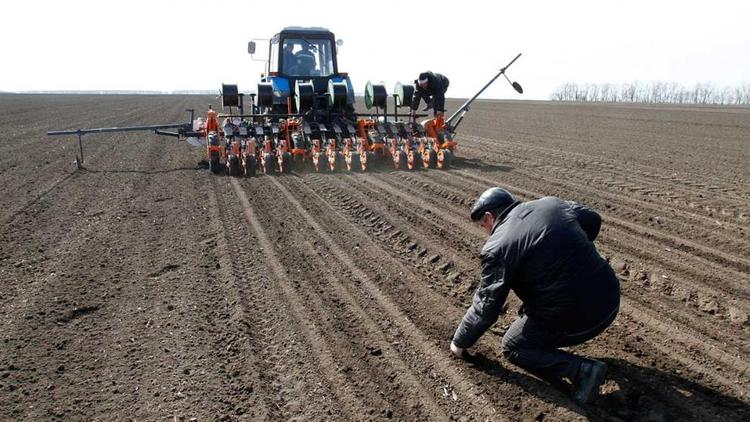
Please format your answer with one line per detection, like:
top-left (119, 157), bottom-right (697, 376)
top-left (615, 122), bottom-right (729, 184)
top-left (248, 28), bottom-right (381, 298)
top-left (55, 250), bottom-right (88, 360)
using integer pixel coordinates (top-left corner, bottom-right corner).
top-left (227, 155), bottom-right (240, 177)
top-left (263, 154), bottom-right (275, 174)
top-left (438, 149), bottom-right (453, 169)
top-left (314, 153), bottom-right (328, 173)
top-left (244, 154), bottom-right (256, 177)
top-left (279, 152), bottom-right (292, 174)
top-left (209, 151), bottom-right (222, 174)
top-left (347, 152), bottom-right (361, 172)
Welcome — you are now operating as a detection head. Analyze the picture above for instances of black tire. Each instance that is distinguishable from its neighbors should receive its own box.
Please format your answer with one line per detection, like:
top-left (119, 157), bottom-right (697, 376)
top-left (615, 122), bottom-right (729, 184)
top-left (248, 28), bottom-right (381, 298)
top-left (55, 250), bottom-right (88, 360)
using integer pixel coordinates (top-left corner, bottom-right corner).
top-left (227, 155), bottom-right (240, 176)
top-left (316, 153), bottom-right (328, 173)
top-left (348, 152), bottom-right (361, 172)
top-left (426, 149), bottom-right (437, 169)
top-left (439, 149), bottom-right (453, 170)
top-left (328, 153), bottom-right (337, 172)
top-left (292, 154), bottom-right (305, 172)
top-left (279, 152), bottom-right (291, 174)
top-left (397, 151), bottom-right (408, 170)
top-left (408, 151), bottom-right (422, 170)
top-left (263, 154), bottom-right (275, 174)
top-left (444, 149), bottom-right (453, 169)
top-left (209, 151), bottom-right (221, 174)
top-left (362, 152), bottom-right (374, 172)
top-left (244, 154), bottom-right (256, 177)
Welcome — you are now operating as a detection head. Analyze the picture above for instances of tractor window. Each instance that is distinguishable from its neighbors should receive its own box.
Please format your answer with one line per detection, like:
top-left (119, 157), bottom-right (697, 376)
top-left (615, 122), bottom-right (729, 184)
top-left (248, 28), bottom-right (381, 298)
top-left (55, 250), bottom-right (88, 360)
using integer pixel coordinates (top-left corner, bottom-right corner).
top-left (269, 38), bottom-right (279, 75)
top-left (281, 38), bottom-right (335, 77)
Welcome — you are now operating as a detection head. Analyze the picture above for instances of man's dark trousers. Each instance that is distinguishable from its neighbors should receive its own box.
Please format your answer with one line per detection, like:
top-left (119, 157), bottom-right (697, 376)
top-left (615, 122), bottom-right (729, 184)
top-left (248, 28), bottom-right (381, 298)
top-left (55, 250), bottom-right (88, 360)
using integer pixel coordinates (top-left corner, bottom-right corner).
top-left (500, 305), bottom-right (619, 391)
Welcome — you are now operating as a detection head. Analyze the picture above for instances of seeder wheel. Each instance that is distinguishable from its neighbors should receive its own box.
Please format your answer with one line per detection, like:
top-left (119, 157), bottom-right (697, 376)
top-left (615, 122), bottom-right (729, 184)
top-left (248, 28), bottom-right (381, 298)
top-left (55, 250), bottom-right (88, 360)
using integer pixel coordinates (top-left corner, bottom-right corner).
top-left (209, 151), bottom-right (222, 174)
top-left (262, 154), bottom-right (275, 174)
top-left (394, 151), bottom-right (407, 170)
top-left (292, 154), bottom-right (305, 172)
top-left (328, 152), bottom-right (341, 172)
top-left (424, 149), bottom-right (437, 169)
top-left (407, 150), bottom-right (422, 170)
top-left (314, 153), bottom-right (328, 173)
top-left (347, 152), bottom-right (361, 172)
top-left (227, 155), bottom-right (240, 177)
top-left (244, 154), bottom-right (256, 177)
top-left (361, 152), bottom-right (373, 172)
top-left (437, 149), bottom-right (453, 169)
top-left (278, 152), bottom-right (292, 174)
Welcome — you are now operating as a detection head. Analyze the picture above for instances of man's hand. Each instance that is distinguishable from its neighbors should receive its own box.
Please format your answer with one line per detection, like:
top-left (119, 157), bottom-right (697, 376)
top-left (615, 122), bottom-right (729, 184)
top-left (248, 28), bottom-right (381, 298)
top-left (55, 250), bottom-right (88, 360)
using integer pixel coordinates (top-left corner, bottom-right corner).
top-left (450, 342), bottom-right (472, 359)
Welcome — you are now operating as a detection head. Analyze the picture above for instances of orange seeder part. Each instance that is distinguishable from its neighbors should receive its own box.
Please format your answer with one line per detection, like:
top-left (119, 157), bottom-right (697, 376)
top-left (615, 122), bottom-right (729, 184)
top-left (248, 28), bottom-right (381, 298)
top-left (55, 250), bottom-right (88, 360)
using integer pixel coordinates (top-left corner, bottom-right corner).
top-left (206, 108), bottom-right (219, 134)
top-left (424, 115), bottom-right (443, 139)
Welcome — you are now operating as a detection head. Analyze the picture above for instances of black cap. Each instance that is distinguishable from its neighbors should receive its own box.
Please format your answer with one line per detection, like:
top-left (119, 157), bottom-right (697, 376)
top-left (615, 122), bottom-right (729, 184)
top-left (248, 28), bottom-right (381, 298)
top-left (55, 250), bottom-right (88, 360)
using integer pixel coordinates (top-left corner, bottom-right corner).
top-left (470, 187), bottom-right (515, 221)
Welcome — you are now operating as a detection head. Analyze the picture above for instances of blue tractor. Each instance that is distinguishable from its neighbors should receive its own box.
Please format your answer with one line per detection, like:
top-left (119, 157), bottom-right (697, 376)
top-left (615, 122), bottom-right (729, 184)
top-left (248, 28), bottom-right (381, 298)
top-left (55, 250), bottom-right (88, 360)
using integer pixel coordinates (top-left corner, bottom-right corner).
top-left (248, 26), bottom-right (355, 118)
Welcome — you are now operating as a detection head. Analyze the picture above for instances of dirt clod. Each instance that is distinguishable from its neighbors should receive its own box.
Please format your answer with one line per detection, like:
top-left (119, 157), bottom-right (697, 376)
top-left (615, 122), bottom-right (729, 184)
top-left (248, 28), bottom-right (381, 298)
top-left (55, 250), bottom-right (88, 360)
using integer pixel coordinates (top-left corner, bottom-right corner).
top-left (728, 307), bottom-right (748, 325)
top-left (699, 299), bottom-right (720, 315)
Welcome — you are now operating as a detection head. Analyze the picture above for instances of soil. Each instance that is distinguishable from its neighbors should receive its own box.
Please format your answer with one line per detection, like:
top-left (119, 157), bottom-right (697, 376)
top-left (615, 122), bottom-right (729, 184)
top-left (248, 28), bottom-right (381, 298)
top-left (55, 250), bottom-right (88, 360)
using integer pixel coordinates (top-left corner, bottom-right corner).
top-left (1, 94), bottom-right (748, 421)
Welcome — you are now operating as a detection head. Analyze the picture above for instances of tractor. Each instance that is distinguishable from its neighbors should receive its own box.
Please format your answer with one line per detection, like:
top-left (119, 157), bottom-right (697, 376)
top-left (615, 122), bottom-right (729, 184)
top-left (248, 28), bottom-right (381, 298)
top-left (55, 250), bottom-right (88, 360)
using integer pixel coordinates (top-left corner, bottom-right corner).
top-left (48, 27), bottom-right (523, 175)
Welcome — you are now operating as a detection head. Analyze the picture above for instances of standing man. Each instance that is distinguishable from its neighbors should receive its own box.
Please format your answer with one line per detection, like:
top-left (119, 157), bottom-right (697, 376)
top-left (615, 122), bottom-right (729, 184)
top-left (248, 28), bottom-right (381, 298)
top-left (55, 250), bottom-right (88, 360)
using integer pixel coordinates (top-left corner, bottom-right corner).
top-left (450, 187), bottom-right (620, 404)
top-left (411, 71), bottom-right (450, 118)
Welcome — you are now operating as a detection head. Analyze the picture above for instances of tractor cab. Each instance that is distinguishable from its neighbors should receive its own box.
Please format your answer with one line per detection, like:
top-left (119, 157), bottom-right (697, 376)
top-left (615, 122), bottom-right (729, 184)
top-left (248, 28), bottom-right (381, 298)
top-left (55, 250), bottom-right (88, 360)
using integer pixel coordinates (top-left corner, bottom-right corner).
top-left (277, 35), bottom-right (335, 78)
top-left (249, 27), bottom-right (354, 116)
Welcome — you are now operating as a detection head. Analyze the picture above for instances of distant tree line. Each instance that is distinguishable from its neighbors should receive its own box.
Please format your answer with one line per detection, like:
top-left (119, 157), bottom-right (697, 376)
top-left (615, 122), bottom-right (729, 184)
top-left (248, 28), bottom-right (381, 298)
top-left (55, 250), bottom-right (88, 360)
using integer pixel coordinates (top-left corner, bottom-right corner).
top-left (550, 81), bottom-right (750, 105)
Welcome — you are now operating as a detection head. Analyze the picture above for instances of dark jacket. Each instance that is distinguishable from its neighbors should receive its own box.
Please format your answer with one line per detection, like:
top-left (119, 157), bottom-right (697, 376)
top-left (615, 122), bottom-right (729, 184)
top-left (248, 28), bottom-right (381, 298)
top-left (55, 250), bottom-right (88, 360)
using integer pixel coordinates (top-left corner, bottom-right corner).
top-left (452, 197), bottom-right (620, 349)
top-left (411, 72), bottom-right (450, 114)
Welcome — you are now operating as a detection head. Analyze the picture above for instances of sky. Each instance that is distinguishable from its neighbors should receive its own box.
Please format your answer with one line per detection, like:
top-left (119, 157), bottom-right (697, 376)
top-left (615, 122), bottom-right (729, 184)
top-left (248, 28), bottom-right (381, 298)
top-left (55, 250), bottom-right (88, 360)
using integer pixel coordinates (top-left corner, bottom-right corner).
top-left (1, 0), bottom-right (748, 100)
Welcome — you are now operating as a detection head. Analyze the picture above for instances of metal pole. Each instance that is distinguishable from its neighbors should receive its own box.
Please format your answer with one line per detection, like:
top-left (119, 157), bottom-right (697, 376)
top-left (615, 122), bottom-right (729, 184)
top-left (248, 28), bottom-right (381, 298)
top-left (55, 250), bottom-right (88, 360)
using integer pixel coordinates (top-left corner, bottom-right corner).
top-left (446, 53), bottom-right (522, 125)
top-left (78, 132), bottom-right (84, 165)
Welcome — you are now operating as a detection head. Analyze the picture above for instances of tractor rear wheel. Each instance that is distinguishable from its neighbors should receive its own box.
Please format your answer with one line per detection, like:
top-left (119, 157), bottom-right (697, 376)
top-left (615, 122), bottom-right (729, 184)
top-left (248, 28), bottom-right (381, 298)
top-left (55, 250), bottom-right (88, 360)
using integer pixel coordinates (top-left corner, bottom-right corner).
top-left (209, 151), bottom-right (221, 174)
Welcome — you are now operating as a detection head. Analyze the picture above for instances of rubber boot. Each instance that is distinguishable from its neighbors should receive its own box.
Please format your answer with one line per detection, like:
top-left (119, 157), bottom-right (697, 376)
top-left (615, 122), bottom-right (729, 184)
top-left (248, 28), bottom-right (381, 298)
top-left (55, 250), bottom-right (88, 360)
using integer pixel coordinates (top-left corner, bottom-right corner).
top-left (572, 359), bottom-right (608, 404)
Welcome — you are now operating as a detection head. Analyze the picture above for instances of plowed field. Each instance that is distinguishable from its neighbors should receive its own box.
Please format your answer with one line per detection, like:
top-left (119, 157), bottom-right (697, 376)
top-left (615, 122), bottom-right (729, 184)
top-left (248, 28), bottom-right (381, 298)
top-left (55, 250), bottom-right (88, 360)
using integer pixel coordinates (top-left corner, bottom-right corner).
top-left (1, 94), bottom-right (748, 421)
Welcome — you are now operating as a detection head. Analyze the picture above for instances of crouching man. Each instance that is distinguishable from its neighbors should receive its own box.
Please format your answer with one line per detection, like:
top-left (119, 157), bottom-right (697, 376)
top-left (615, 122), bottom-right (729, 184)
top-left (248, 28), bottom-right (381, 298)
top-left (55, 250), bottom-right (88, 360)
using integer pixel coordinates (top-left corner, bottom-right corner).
top-left (451, 187), bottom-right (620, 404)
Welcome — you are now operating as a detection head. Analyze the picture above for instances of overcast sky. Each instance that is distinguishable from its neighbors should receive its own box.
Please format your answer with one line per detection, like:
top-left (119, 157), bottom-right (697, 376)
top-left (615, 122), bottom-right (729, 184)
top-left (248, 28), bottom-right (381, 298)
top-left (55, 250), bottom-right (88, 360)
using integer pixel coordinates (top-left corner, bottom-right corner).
top-left (1, 0), bottom-right (748, 100)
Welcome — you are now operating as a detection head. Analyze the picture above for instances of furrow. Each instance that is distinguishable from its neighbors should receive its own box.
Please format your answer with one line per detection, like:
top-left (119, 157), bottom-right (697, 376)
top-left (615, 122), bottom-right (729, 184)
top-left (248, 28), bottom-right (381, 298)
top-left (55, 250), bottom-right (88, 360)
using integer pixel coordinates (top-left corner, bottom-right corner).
top-left (269, 176), bottom-right (506, 419)
top-left (230, 178), bottom-right (384, 419)
top-left (311, 171), bottom-right (749, 391)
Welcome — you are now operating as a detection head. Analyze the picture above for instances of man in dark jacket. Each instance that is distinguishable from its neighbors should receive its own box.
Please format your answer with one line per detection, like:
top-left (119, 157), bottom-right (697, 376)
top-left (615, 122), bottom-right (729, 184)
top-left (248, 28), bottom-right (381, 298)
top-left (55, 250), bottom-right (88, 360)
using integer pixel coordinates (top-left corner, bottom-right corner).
top-left (411, 71), bottom-right (450, 118)
top-left (450, 187), bottom-right (620, 404)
